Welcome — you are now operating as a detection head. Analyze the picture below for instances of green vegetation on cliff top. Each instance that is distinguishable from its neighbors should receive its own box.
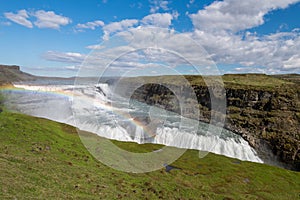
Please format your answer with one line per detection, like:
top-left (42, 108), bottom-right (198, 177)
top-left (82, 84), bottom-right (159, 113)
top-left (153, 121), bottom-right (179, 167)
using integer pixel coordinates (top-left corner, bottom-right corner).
top-left (120, 73), bottom-right (298, 91)
top-left (0, 109), bottom-right (299, 199)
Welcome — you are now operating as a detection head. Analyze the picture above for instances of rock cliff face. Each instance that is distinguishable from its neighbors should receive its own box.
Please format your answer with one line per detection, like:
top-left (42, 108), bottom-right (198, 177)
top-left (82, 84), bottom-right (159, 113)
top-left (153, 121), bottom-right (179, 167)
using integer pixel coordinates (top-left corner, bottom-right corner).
top-left (121, 74), bottom-right (300, 171)
top-left (224, 87), bottom-right (299, 170)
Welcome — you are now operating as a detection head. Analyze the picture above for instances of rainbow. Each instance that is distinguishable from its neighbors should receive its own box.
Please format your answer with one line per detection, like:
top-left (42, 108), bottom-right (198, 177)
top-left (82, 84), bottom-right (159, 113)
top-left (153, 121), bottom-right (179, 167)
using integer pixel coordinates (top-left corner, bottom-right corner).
top-left (0, 84), bottom-right (73, 100)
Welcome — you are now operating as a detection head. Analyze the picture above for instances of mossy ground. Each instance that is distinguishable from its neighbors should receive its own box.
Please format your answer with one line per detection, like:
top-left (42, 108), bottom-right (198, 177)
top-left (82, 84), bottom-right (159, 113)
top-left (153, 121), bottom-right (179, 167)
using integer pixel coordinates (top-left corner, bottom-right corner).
top-left (0, 110), bottom-right (299, 199)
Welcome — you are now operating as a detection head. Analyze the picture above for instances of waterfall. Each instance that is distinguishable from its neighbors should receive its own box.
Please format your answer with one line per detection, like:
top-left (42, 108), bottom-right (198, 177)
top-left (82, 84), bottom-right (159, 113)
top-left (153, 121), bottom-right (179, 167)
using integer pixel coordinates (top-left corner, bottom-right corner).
top-left (5, 82), bottom-right (263, 163)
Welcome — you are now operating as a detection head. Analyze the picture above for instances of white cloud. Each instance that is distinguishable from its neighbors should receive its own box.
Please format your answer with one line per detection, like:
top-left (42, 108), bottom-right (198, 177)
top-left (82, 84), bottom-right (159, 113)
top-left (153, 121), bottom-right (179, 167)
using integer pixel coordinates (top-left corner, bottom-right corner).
top-left (186, 0), bottom-right (300, 73)
top-left (103, 19), bottom-right (138, 40)
top-left (4, 9), bottom-right (33, 28)
top-left (283, 55), bottom-right (300, 70)
top-left (130, 2), bottom-right (143, 9)
top-left (3, 9), bottom-right (71, 30)
top-left (172, 10), bottom-right (180, 20)
top-left (76, 20), bottom-right (104, 30)
top-left (65, 65), bottom-right (80, 71)
top-left (187, 0), bottom-right (195, 8)
top-left (43, 51), bottom-right (85, 64)
top-left (190, 0), bottom-right (300, 33)
top-left (86, 44), bottom-right (106, 50)
top-left (82, 27), bottom-right (216, 75)
top-left (102, 12), bottom-right (176, 40)
top-left (190, 28), bottom-right (300, 73)
top-left (33, 10), bottom-right (71, 29)
top-left (149, 0), bottom-right (170, 13)
top-left (41, 0), bottom-right (300, 74)
top-left (110, 60), bottom-right (163, 70)
top-left (47, 25), bottom-right (300, 74)
top-left (141, 13), bottom-right (173, 28)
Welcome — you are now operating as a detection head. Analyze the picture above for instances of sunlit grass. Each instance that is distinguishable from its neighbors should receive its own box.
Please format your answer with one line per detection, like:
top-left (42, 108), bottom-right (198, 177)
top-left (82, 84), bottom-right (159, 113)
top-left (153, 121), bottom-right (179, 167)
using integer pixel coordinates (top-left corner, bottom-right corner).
top-left (0, 110), bottom-right (299, 199)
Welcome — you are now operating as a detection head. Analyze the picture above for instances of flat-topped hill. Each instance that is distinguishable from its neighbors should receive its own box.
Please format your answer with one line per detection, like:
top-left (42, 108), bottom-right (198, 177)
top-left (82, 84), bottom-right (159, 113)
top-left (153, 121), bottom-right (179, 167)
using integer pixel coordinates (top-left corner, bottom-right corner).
top-left (0, 64), bottom-right (35, 85)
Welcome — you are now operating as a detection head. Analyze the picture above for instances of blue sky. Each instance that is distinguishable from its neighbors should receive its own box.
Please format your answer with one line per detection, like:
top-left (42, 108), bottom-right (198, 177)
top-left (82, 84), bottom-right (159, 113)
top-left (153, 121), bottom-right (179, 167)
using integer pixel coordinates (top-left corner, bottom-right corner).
top-left (0, 0), bottom-right (300, 77)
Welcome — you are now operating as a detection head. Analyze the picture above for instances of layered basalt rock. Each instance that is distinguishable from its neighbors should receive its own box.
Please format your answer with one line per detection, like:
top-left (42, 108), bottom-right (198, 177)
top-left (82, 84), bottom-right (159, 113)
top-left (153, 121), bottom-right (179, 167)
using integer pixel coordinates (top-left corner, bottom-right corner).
top-left (121, 75), bottom-right (300, 171)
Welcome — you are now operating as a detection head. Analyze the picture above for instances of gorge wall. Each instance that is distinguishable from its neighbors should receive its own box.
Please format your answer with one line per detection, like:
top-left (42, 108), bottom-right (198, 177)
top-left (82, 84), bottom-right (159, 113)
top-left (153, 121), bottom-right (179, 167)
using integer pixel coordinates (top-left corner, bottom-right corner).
top-left (120, 74), bottom-right (300, 171)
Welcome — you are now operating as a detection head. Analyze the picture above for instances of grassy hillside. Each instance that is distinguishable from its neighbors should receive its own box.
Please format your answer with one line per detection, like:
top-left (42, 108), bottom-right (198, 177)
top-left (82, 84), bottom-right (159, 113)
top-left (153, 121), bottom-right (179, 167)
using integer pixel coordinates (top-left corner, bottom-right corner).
top-left (0, 109), bottom-right (299, 199)
top-left (120, 74), bottom-right (296, 90)
top-left (272, 74), bottom-right (300, 84)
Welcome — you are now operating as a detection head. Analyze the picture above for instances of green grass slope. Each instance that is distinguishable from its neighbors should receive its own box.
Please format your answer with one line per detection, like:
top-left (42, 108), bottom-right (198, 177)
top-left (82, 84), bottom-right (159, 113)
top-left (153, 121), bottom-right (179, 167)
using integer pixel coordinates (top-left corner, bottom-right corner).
top-left (0, 110), bottom-right (299, 199)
